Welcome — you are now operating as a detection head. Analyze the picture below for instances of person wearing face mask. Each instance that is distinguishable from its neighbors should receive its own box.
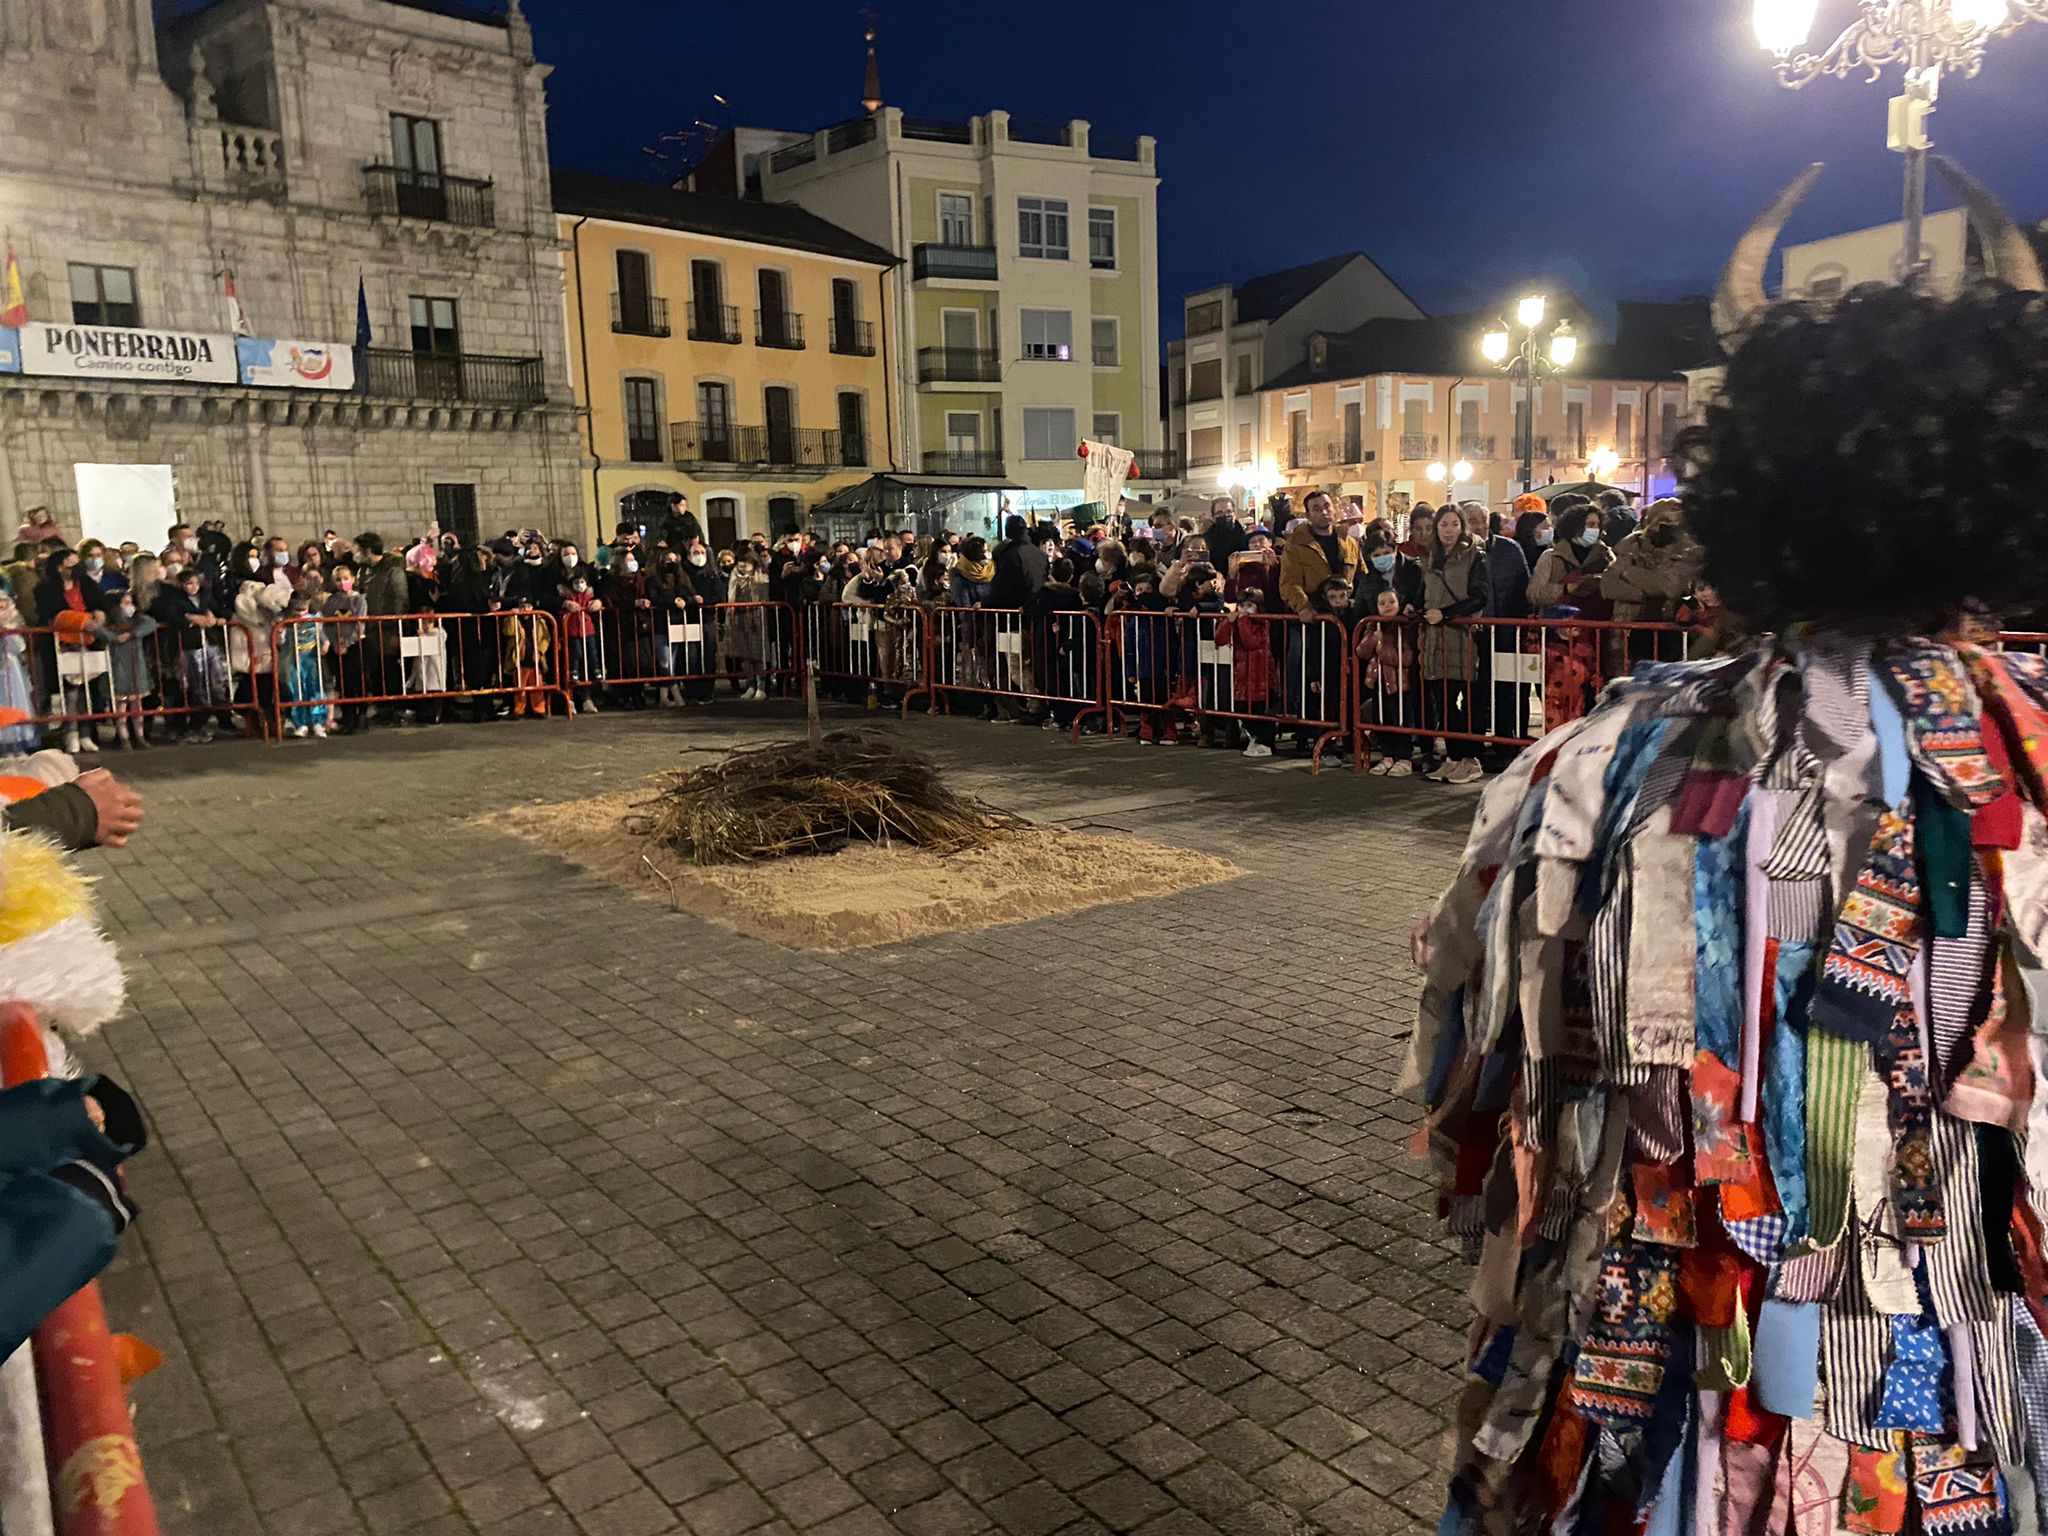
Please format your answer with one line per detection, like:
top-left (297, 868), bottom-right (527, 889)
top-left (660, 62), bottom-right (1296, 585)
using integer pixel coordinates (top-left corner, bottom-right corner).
top-left (103, 586), bottom-right (159, 749)
top-left (1510, 494), bottom-right (1553, 574)
top-left (1525, 498), bottom-right (1614, 617)
top-left (321, 561), bottom-right (371, 733)
top-left (678, 541), bottom-right (725, 706)
top-left (353, 531), bottom-right (411, 710)
top-left (77, 539), bottom-right (127, 601)
top-left (1078, 538), bottom-right (1127, 613)
top-left (37, 547), bottom-right (115, 752)
top-left (559, 565), bottom-right (604, 713)
top-left (1348, 525), bottom-right (1422, 622)
top-left (220, 540), bottom-right (288, 736)
top-left (603, 543), bottom-right (653, 708)
top-left (1600, 497), bottom-right (1700, 668)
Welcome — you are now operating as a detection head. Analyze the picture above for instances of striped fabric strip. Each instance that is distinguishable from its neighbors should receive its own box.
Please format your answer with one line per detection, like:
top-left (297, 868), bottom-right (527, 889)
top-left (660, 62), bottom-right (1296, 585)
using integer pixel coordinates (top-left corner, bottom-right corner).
top-left (1804, 1027), bottom-right (1867, 1251)
top-left (1819, 1242), bottom-right (1894, 1450)
top-left (1589, 859), bottom-right (1639, 1085)
top-left (1923, 1114), bottom-right (2000, 1326)
top-left (1928, 872), bottom-right (1997, 1095)
top-left (1970, 1305), bottom-right (2025, 1469)
top-left (2011, 1299), bottom-right (2048, 1534)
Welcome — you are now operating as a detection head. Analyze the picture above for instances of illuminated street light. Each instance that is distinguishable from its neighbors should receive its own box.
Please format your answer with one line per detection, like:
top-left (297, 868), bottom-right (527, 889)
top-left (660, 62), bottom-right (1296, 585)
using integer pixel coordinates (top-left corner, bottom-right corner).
top-left (1480, 295), bottom-right (1576, 494)
top-left (1753, 0), bottom-right (2048, 271)
top-left (1426, 461), bottom-right (1449, 484)
top-left (1451, 459), bottom-right (1474, 482)
top-left (1586, 445), bottom-right (1622, 482)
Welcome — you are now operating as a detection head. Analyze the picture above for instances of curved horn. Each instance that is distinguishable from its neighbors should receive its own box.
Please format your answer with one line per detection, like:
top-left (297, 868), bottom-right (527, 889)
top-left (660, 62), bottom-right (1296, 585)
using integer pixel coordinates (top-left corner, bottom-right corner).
top-left (1713, 162), bottom-right (1824, 350)
top-left (1930, 154), bottom-right (2045, 294)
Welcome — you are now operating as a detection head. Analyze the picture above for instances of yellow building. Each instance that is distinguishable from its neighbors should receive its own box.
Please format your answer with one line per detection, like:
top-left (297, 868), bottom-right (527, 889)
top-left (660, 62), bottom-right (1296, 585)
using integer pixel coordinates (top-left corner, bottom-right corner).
top-left (554, 170), bottom-right (899, 548)
top-left (1249, 299), bottom-right (1707, 517)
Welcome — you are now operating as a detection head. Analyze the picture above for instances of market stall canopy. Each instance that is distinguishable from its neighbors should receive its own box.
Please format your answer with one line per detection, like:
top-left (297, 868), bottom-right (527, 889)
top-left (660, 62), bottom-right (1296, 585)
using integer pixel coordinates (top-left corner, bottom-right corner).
top-left (1528, 480), bottom-right (1640, 503)
top-left (809, 471), bottom-right (1023, 539)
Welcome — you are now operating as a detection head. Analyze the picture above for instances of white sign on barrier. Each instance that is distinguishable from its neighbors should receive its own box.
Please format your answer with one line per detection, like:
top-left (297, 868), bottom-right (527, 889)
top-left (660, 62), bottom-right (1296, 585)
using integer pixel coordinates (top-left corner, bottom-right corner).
top-left (667, 622), bottom-right (704, 645)
top-left (399, 631), bottom-right (446, 661)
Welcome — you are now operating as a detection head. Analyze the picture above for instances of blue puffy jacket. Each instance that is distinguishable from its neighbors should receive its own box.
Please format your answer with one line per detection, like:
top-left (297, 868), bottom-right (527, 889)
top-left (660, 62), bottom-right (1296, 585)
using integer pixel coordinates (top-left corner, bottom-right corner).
top-left (1, 1075), bottom-right (145, 1359)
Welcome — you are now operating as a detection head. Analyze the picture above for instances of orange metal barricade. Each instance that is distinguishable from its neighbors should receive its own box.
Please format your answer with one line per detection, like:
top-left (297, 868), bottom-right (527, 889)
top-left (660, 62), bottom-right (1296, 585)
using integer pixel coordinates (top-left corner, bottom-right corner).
top-left (923, 605), bottom-right (1105, 737)
top-left (1350, 615), bottom-right (1700, 768)
top-left (572, 600), bottom-right (802, 703)
top-left (803, 601), bottom-right (930, 715)
top-left (1, 1003), bottom-right (161, 1536)
top-left (1, 622), bottom-right (268, 745)
top-left (1105, 608), bottom-right (1349, 770)
top-left (267, 610), bottom-right (572, 728)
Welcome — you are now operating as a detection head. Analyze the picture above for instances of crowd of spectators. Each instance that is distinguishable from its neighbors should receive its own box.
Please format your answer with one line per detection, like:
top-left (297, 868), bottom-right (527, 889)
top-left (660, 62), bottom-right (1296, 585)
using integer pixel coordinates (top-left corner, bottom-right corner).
top-left (0, 484), bottom-right (1706, 782)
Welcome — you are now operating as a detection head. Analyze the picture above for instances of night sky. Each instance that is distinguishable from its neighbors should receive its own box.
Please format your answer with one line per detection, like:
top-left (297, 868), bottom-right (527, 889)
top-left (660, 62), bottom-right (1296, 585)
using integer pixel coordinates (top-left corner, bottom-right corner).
top-left (524, 0), bottom-right (2048, 336)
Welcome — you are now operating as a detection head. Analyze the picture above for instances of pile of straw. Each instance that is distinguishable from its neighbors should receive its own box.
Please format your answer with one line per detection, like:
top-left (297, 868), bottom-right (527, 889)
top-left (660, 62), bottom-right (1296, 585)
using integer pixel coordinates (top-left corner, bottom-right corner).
top-left (635, 731), bottom-right (1023, 865)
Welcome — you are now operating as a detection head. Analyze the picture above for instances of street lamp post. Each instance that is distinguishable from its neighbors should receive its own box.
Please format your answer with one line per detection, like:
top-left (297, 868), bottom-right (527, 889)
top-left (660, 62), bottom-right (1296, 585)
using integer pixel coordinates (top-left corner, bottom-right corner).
top-left (1481, 295), bottom-right (1578, 496)
top-left (1753, 0), bottom-right (2046, 274)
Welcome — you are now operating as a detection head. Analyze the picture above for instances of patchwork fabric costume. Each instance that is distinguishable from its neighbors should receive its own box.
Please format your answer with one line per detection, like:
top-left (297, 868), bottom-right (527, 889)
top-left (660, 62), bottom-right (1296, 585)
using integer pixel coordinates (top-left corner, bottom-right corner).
top-left (1410, 635), bottom-right (2048, 1534)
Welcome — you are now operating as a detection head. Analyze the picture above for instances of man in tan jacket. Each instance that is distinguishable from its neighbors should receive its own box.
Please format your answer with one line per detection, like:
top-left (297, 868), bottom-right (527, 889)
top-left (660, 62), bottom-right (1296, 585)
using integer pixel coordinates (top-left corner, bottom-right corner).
top-left (1278, 491), bottom-right (1360, 618)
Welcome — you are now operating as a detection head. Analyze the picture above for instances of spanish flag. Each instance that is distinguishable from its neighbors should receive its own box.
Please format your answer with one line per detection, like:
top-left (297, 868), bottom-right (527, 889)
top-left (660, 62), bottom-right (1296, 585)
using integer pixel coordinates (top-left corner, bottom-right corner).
top-left (0, 246), bottom-right (24, 330)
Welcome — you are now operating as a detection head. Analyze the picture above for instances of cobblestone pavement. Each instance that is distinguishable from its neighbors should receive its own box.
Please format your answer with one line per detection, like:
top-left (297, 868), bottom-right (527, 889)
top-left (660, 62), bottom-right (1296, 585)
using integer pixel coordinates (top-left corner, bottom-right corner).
top-left (76, 705), bottom-right (1485, 1536)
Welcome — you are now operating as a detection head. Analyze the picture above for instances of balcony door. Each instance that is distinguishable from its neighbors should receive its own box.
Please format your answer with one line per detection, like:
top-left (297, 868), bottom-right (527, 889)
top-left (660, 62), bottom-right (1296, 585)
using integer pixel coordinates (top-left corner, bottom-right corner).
top-left (941, 309), bottom-right (976, 371)
top-left (945, 411), bottom-right (980, 471)
top-left (697, 380), bottom-right (734, 460)
top-left (409, 295), bottom-right (461, 398)
top-left (1287, 410), bottom-right (1307, 471)
top-left (1341, 401), bottom-right (1362, 464)
top-left (705, 496), bottom-right (739, 549)
top-left (763, 385), bottom-right (796, 465)
top-left (690, 260), bottom-right (724, 337)
top-left (389, 114), bottom-right (446, 220)
top-left (616, 249), bottom-right (653, 334)
top-left (938, 192), bottom-right (973, 247)
top-left (831, 279), bottom-right (859, 351)
top-left (758, 269), bottom-right (790, 346)
top-left (837, 392), bottom-right (867, 467)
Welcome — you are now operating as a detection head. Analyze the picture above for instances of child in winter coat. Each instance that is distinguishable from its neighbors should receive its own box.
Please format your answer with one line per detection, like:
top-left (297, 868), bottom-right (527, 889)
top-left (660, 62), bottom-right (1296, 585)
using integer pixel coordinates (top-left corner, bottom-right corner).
top-left (560, 575), bottom-right (604, 714)
top-left (501, 601), bottom-right (554, 718)
top-left (0, 579), bottom-right (38, 753)
top-left (1355, 586), bottom-right (1423, 774)
top-left (279, 591), bottom-right (331, 739)
top-left (1108, 570), bottom-right (1169, 743)
top-left (103, 591), bottom-right (159, 749)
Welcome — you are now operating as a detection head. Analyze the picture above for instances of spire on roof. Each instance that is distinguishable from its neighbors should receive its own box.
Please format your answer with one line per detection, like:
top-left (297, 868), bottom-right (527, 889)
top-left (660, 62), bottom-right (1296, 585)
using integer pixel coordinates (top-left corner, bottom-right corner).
top-left (860, 15), bottom-right (882, 113)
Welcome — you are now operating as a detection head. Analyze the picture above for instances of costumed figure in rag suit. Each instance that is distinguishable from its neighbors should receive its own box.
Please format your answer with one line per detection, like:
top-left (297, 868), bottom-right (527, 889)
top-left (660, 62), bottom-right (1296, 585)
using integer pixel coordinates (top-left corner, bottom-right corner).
top-left (0, 736), bottom-right (150, 1536)
top-left (1409, 160), bottom-right (2048, 1532)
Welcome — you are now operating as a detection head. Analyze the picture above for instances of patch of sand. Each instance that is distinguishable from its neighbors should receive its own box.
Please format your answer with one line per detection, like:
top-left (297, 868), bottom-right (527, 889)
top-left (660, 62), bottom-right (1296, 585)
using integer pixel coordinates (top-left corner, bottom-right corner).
top-left (484, 787), bottom-right (1242, 952)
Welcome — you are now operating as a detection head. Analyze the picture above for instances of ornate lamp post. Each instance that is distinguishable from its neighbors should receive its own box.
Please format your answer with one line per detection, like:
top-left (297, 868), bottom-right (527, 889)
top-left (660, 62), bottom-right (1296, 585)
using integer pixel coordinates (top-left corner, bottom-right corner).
top-left (1753, 0), bottom-right (2047, 273)
top-left (1482, 296), bottom-right (1577, 496)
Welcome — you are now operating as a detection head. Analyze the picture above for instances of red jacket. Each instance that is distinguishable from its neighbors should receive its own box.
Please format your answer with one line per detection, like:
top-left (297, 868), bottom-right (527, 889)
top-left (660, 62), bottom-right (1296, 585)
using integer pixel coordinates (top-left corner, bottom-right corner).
top-left (562, 590), bottom-right (600, 639)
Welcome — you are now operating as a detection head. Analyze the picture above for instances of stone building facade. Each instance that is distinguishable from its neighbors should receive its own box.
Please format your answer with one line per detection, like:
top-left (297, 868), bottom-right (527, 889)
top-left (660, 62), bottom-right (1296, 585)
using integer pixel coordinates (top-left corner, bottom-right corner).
top-left (0, 0), bottom-right (579, 548)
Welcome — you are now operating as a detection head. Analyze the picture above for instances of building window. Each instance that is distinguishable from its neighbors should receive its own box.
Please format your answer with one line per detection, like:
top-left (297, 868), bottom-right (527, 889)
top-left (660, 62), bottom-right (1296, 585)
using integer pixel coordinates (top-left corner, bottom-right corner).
top-left (1092, 412), bottom-right (1121, 447)
top-left (1565, 400), bottom-right (1587, 457)
top-left (408, 295), bottom-right (460, 395)
top-left (1342, 401), bottom-right (1363, 463)
top-left (837, 391), bottom-right (868, 467)
top-left (1189, 426), bottom-right (1223, 468)
top-left (1188, 358), bottom-right (1221, 401)
top-left (1090, 317), bottom-right (1118, 368)
top-left (1019, 309), bottom-right (1073, 361)
top-left (1017, 196), bottom-right (1069, 260)
top-left (705, 496), bottom-right (740, 547)
top-left (1186, 300), bottom-right (1222, 335)
top-left (937, 192), bottom-right (974, 246)
top-left (623, 376), bottom-right (663, 463)
top-left (1615, 400), bottom-right (1637, 454)
top-left (432, 483), bottom-right (478, 546)
top-left (1087, 207), bottom-right (1117, 270)
top-left (69, 263), bottom-right (139, 328)
top-left (1458, 398), bottom-right (1482, 453)
top-left (763, 385), bottom-right (797, 463)
top-left (1022, 407), bottom-right (1076, 460)
top-left (614, 249), bottom-right (660, 335)
top-left (1659, 401), bottom-right (1682, 456)
top-left (390, 113), bottom-right (443, 176)
top-left (768, 496), bottom-right (802, 536)
top-left (697, 379), bottom-right (734, 458)
top-left (1235, 423), bottom-right (1253, 463)
top-left (1234, 353), bottom-right (1254, 395)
